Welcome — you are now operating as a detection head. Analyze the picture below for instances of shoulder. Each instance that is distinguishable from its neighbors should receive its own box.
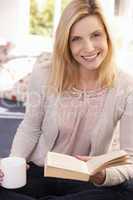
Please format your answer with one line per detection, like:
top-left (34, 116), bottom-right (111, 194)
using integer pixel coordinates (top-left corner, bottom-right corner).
top-left (112, 70), bottom-right (133, 119)
top-left (118, 70), bottom-right (133, 86)
top-left (34, 51), bottom-right (51, 77)
top-left (115, 70), bottom-right (133, 96)
top-left (29, 59), bottom-right (52, 93)
top-left (33, 59), bottom-right (51, 80)
top-left (32, 56), bottom-right (51, 82)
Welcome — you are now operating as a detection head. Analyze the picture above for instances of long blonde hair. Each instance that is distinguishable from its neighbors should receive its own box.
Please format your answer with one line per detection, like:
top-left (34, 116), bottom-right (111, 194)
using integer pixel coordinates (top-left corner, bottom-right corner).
top-left (49, 0), bottom-right (117, 94)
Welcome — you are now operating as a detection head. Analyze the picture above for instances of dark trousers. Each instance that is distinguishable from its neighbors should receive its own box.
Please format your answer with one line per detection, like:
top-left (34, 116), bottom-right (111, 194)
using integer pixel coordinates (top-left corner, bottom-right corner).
top-left (0, 162), bottom-right (133, 200)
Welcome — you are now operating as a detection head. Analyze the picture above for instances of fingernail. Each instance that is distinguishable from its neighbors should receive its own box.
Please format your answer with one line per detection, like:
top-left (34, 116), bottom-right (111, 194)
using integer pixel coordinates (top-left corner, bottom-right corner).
top-left (0, 173), bottom-right (4, 177)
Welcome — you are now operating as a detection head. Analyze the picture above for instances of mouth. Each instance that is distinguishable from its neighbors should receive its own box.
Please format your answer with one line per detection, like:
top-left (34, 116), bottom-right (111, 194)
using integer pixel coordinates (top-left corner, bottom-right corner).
top-left (81, 52), bottom-right (100, 62)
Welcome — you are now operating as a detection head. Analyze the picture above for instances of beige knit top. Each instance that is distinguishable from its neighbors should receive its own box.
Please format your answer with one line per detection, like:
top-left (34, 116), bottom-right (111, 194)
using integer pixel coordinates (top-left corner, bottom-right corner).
top-left (10, 62), bottom-right (133, 186)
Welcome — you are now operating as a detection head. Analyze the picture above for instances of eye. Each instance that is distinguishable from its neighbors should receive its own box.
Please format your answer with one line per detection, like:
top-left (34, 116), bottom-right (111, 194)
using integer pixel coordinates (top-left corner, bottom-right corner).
top-left (71, 36), bottom-right (81, 42)
top-left (93, 32), bottom-right (101, 38)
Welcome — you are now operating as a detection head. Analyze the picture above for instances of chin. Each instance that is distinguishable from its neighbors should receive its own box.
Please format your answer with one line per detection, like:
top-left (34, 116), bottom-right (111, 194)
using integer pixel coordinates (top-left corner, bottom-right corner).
top-left (81, 63), bottom-right (101, 71)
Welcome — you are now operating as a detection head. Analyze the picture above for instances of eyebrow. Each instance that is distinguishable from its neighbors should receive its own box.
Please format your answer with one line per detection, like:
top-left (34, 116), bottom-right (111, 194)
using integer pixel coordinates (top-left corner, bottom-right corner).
top-left (70, 29), bottom-right (104, 38)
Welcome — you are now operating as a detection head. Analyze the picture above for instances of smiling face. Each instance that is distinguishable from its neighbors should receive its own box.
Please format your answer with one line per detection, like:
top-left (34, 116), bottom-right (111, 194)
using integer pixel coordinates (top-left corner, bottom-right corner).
top-left (69, 15), bottom-right (108, 73)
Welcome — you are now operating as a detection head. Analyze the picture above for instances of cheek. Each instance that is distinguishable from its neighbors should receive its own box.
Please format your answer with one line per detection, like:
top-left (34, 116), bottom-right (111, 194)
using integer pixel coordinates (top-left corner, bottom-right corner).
top-left (103, 42), bottom-right (108, 55)
top-left (70, 44), bottom-right (81, 57)
top-left (98, 39), bottom-right (108, 55)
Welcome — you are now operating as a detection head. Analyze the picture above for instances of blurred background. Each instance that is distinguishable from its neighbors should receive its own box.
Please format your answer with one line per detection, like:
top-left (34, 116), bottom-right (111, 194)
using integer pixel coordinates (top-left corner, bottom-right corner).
top-left (0, 0), bottom-right (133, 90)
top-left (0, 0), bottom-right (133, 157)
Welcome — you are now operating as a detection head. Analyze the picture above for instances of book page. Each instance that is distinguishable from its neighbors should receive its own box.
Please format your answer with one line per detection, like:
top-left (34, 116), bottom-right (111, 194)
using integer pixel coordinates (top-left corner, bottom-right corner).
top-left (86, 150), bottom-right (128, 175)
top-left (46, 152), bottom-right (88, 174)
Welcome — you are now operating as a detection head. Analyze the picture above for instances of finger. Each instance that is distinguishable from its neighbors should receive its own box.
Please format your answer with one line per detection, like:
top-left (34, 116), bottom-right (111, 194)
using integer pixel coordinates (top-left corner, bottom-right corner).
top-left (0, 171), bottom-right (4, 177)
top-left (0, 176), bottom-right (4, 183)
top-left (75, 155), bottom-right (92, 162)
top-left (0, 178), bottom-right (3, 182)
top-left (89, 170), bottom-right (106, 184)
top-left (26, 164), bottom-right (30, 170)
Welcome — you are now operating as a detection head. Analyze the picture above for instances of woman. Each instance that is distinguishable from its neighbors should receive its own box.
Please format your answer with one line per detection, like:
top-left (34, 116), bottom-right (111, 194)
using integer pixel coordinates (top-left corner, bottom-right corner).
top-left (0, 0), bottom-right (133, 199)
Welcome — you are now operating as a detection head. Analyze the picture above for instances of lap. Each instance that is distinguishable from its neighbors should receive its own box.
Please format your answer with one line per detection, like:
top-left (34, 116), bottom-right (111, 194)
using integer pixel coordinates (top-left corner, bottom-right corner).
top-left (0, 162), bottom-right (133, 200)
top-left (116, 179), bottom-right (133, 200)
top-left (0, 188), bottom-right (34, 200)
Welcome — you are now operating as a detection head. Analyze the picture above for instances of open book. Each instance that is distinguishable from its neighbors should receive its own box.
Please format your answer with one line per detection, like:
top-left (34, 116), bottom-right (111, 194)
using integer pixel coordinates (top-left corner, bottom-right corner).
top-left (44, 150), bottom-right (130, 181)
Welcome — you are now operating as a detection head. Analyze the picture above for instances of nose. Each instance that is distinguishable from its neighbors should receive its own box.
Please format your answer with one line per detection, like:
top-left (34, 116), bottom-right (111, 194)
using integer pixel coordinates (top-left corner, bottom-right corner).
top-left (83, 39), bottom-right (95, 52)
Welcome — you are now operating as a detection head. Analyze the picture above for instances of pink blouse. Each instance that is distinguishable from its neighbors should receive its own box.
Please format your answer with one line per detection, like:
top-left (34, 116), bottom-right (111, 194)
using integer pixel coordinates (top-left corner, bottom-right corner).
top-left (53, 87), bottom-right (108, 156)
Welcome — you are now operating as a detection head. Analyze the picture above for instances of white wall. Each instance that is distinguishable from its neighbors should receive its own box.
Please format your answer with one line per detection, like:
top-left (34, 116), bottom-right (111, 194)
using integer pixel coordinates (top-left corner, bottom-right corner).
top-left (119, 0), bottom-right (133, 17)
top-left (101, 0), bottom-right (115, 18)
top-left (0, 0), bottom-right (29, 42)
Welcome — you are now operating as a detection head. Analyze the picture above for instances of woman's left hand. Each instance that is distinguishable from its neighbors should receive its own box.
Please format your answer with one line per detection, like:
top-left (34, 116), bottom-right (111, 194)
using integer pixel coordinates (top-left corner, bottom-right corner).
top-left (75, 155), bottom-right (106, 185)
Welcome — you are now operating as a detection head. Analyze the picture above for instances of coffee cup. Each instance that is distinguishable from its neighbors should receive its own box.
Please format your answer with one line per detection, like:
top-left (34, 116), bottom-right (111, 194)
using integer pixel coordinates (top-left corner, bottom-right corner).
top-left (0, 157), bottom-right (26, 189)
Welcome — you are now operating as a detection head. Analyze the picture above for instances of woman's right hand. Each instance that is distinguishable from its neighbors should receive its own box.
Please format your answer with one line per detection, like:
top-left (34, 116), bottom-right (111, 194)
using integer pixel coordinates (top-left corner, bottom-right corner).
top-left (0, 169), bottom-right (4, 185)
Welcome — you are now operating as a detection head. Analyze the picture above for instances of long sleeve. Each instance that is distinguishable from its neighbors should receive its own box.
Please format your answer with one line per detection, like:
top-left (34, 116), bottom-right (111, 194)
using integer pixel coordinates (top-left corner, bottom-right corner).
top-left (10, 61), bottom-right (50, 159)
top-left (101, 90), bottom-right (133, 186)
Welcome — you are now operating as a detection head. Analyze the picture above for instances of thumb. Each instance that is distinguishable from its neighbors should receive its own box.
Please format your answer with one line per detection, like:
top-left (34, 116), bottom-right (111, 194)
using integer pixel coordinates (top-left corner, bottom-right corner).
top-left (26, 164), bottom-right (30, 170)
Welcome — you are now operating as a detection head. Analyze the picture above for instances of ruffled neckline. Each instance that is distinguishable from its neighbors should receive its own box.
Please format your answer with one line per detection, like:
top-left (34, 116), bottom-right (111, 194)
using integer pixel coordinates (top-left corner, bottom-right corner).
top-left (62, 87), bottom-right (108, 99)
top-left (71, 87), bottom-right (108, 97)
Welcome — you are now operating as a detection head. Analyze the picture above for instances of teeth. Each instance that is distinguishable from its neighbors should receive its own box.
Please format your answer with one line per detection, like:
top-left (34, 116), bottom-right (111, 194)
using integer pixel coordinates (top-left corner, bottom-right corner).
top-left (82, 54), bottom-right (97, 61)
top-left (83, 54), bottom-right (97, 60)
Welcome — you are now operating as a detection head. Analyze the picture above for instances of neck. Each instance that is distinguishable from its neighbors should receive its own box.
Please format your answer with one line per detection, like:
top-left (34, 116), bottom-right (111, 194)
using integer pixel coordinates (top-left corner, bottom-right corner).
top-left (78, 67), bottom-right (99, 90)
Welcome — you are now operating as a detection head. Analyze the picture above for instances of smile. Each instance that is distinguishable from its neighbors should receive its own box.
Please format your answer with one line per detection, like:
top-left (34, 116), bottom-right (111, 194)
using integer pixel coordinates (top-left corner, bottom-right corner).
top-left (81, 52), bottom-right (100, 62)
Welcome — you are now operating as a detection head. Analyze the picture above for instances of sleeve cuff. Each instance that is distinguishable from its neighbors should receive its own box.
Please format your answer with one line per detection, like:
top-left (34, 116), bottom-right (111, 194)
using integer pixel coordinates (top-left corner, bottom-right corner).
top-left (93, 167), bottom-right (126, 186)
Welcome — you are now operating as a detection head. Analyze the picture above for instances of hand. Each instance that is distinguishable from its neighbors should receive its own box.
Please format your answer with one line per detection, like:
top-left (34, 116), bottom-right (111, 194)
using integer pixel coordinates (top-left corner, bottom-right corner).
top-left (75, 155), bottom-right (106, 185)
top-left (0, 169), bottom-right (4, 185)
top-left (27, 164), bottom-right (30, 170)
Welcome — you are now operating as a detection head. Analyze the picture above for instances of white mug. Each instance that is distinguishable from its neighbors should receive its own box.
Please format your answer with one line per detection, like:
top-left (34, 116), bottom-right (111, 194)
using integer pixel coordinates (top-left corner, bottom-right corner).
top-left (0, 157), bottom-right (27, 189)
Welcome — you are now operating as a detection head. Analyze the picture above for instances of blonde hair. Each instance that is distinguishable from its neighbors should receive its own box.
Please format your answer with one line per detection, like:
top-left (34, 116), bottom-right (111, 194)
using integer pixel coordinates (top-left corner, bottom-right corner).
top-left (49, 0), bottom-right (117, 94)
